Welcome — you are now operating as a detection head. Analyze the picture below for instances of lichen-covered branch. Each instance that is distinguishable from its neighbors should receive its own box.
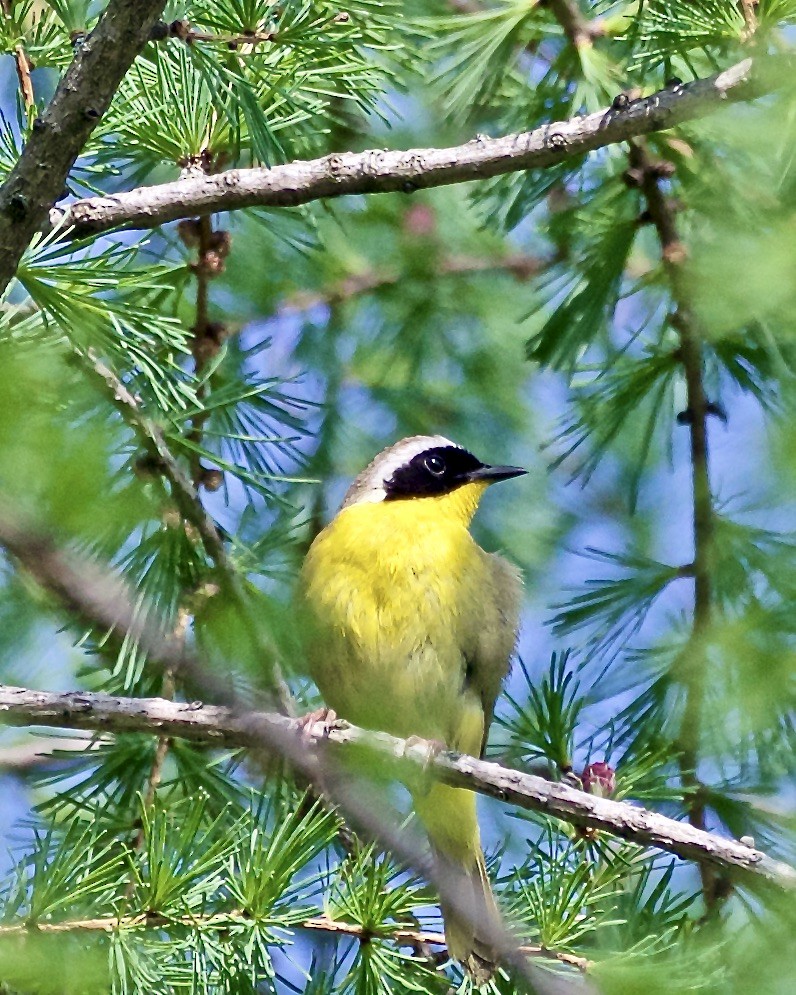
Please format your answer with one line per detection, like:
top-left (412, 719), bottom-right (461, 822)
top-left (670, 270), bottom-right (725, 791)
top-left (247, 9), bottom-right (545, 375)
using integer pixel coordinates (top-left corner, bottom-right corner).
top-left (54, 58), bottom-right (774, 237)
top-left (1, 683), bottom-right (794, 892)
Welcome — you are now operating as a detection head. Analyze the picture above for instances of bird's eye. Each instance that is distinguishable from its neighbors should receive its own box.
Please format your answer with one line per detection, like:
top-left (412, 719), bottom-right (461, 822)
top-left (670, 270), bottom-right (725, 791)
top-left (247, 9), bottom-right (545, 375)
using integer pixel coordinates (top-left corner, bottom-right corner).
top-left (424, 454), bottom-right (446, 476)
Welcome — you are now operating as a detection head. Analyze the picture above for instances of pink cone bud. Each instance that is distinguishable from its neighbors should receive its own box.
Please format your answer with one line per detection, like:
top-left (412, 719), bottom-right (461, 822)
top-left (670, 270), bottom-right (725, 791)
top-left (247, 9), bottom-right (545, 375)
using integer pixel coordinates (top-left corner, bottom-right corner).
top-left (581, 761), bottom-right (616, 798)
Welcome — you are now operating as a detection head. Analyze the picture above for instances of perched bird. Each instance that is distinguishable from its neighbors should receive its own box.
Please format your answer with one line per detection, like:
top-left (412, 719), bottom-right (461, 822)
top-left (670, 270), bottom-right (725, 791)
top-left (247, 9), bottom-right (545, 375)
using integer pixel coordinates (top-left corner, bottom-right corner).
top-left (301, 435), bottom-right (525, 983)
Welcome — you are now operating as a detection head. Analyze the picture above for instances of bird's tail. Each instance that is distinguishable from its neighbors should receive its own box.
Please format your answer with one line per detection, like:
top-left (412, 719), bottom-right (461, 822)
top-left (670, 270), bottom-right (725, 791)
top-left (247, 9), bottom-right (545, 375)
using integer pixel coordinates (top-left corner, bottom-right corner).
top-left (415, 783), bottom-right (501, 985)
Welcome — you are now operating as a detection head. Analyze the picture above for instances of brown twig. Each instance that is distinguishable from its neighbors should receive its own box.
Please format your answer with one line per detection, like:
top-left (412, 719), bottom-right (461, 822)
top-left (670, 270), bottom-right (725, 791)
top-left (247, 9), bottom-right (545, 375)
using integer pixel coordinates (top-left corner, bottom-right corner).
top-left (178, 212), bottom-right (231, 488)
top-left (738, 1), bottom-right (758, 42)
top-left (1, 1), bottom-right (35, 111)
top-left (87, 352), bottom-right (231, 573)
top-left (50, 57), bottom-right (774, 237)
top-left (129, 615), bottom-right (182, 853)
top-left (544, 0), bottom-right (604, 48)
top-left (0, 909), bottom-right (592, 972)
top-left (628, 141), bottom-right (719, 908)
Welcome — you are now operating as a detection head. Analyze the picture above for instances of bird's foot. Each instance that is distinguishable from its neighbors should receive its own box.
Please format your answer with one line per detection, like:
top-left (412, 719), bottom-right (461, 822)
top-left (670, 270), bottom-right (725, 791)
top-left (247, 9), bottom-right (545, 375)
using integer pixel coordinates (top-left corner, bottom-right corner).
top-left (403, 735), bottom-right (447, 794)
top-left (296, 707), bottom-right (341, 744)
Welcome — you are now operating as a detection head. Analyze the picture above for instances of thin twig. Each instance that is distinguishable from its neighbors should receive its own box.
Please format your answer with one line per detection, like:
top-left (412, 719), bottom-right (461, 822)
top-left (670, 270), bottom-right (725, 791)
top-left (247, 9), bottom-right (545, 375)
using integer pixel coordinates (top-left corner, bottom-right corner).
top-left (87, 352), bottom-right (231, 572)
top-left (629, 141), bottom-right (719, 908)
top-left (545, 0), bottom-right (604, 48)
top-left (1, 1), bottom-right (35, 111)
top-left (277, 252), bottom-right (548, 316)
top-left (87, 354), bottom-right (293, 716)
top-left (51, 57), bottom-right (776, 237)
top-left (1, 682), bottom-right (794, 893)
top-left (0, 910), bottom-right (592, 972)
top-left (129, 614), bottom-right (182, 853)
top-left (738, 1), bottom-right (758, 42)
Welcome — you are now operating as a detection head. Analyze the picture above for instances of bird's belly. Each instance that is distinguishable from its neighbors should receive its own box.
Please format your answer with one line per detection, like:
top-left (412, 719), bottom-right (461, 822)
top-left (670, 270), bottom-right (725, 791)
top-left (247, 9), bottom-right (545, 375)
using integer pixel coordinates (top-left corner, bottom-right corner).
top-left (318, 590), bottom-right (466, 740)
top-left (303, 526), bottom-right (487, 749)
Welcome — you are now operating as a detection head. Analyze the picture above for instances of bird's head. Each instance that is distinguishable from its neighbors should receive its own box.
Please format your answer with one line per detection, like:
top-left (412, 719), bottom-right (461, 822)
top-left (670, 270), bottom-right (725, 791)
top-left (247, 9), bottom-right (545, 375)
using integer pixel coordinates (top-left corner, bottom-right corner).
top-left (340, 435), bottom-right (526, 526)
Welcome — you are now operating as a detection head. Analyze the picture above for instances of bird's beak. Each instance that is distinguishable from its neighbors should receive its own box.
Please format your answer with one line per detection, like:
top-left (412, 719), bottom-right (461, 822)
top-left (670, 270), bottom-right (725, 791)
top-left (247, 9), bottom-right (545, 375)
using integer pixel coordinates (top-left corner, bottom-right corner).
top-left (465, 464), bottom-right (527, 484)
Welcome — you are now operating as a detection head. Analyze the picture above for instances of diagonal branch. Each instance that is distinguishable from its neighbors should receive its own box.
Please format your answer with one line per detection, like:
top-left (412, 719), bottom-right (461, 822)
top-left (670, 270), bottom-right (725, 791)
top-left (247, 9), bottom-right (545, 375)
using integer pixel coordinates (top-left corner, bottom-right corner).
top-left (88, 352), bottom-right (231, 572)
top-left (1, 682), bottom-right (794, 892)
top-left (0, 0), bottom-right (167, 294)
top-left (0, 511), bottom-right (793, 992)
top-left (53, 57), bottom-right (777, 237)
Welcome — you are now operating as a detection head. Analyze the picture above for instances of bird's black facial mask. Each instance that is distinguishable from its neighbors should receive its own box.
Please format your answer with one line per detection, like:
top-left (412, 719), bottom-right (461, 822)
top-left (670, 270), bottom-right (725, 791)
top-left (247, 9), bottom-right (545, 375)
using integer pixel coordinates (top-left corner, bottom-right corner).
top-left (383, 446), bottom-right (519, 499)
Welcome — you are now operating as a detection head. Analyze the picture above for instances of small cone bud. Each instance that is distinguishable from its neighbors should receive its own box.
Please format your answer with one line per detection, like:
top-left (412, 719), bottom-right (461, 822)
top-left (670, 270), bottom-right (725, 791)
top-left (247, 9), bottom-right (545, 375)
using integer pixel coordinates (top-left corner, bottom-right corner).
top-left (581, 761), bottom-right (616, 798)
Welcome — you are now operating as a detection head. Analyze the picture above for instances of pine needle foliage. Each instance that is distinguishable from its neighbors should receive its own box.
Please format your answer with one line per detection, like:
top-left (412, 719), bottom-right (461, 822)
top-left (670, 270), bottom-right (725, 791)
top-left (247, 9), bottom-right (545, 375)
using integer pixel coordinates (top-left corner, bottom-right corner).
top-left (0, 1), bottom-right (795, 993)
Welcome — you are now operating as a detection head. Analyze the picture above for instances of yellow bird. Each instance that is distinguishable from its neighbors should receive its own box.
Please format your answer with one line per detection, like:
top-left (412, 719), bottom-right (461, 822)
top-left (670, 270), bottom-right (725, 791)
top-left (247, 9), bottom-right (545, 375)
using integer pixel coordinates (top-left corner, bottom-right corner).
top-left (300, 435), bottom-right (525, 982)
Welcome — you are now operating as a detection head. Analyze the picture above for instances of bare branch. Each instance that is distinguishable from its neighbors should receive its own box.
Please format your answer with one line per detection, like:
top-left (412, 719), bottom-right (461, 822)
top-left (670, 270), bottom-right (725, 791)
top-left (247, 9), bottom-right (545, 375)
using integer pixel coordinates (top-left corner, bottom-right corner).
top-left (0, 0), bottom-right (167, 294)
top-left (55, 58), bottom-right (775, 237)
top-left (1, 682), bottom-right (793, 892)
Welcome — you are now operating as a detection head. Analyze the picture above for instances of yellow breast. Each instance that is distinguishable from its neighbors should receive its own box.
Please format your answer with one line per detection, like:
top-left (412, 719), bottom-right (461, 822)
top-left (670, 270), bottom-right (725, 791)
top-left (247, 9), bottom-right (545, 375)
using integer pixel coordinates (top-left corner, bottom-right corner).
top-left (300, 483), bottom-right (492, 741)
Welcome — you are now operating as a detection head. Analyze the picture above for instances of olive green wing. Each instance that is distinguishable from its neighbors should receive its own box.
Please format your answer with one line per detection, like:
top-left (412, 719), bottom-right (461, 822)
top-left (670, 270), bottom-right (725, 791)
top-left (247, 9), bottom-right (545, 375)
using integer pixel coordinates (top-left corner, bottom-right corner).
top-left (470, 552), bottom-right (523, 757)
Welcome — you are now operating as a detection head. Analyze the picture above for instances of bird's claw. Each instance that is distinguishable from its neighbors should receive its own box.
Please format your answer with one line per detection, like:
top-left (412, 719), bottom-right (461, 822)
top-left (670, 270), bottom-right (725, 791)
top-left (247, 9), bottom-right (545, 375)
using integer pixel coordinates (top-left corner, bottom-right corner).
top-left (403, 735), bottom-right (446, 794)
top-left (297, 707), bottom-right (340, 744)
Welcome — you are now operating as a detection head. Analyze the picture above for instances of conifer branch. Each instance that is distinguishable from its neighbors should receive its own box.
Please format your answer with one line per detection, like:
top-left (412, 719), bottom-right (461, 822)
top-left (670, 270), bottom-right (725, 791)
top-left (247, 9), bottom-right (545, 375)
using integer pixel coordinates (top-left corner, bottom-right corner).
top-left (0, 909), bottom-right (592, 972)
top-left (87, 353), bottom-right (231, 574)
top-left (629, 141), bottom-right (720, 908)
top-left (1, 682), bottom-right (794, 893)
top-left (0, 512), bottom-right (792, 995)
top-left (53, 57), bottom-right (775, 237)
top-left (88, 354), bottom-right (293, 714)
top-left (0, 0), bottom-right (168, 294)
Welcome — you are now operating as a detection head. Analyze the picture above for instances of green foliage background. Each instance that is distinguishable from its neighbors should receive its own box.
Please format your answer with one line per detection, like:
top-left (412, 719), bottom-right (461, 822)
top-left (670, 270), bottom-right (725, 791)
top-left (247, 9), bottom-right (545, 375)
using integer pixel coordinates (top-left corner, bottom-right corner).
top-left (0, 1), bottom-right (794, 993)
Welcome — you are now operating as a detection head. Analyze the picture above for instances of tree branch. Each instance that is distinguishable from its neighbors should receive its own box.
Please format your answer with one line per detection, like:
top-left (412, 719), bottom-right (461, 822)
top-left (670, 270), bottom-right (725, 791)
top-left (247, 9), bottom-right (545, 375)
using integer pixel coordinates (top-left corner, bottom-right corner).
top-left (53, 57), bottom-right (775, 237)
top-left (1, 683), bottom-right (793, 892)
top-left (0, 511), bottom-right (789, 992)
top-left (0, 0), bottom-right (167, 294)
top-left (545, 0), bottom-right (604, 48)
top-left (629, 141), bottom-right (720, 908)
top-left (0, 909), bottom-right (591, 972)
top-left (87, 352), bottom-right (231, 573)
